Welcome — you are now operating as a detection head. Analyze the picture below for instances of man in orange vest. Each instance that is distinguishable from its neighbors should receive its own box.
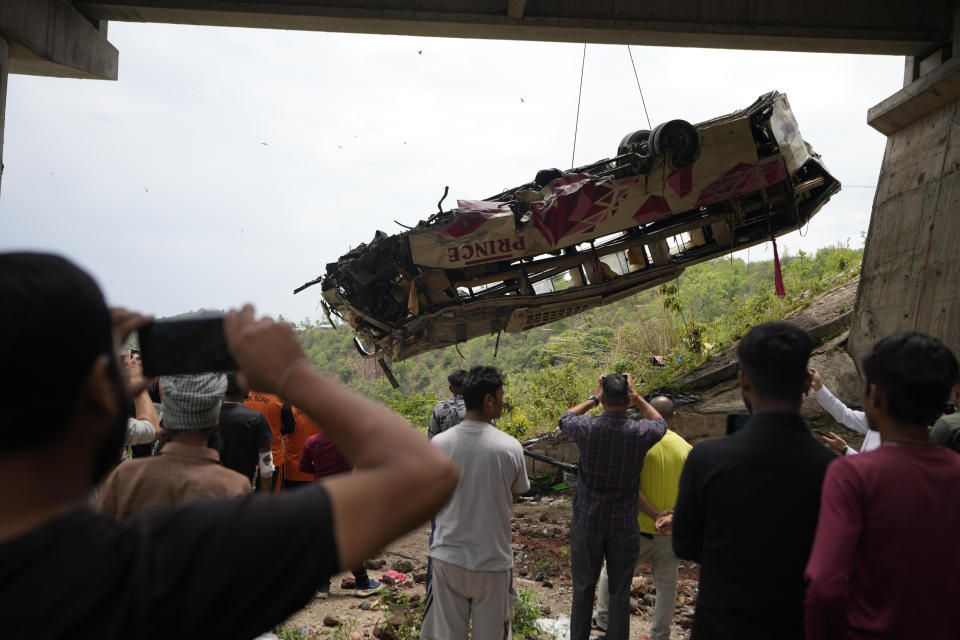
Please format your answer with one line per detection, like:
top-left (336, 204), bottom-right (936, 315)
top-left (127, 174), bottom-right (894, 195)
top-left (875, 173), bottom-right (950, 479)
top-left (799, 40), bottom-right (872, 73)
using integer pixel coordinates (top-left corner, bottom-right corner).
top-left (244, 391), bottom-right (294, 491)
top-left (282, 407), bottom-right (321, 489)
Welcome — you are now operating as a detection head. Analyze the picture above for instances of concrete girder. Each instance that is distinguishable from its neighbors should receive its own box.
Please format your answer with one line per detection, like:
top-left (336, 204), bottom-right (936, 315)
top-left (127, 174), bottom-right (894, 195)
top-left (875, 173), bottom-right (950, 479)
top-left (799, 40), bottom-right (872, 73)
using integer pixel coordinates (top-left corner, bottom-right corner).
top-left (1, 0), bottom-right (117, 80)
top-left (847, 4), bottom-right (960, 365)
top-left (868, 56), bottom-right (960, 136)
top-left (74, 0), bottom-right (949, 55)
top-left (848, 95), bottom-right (960, 366)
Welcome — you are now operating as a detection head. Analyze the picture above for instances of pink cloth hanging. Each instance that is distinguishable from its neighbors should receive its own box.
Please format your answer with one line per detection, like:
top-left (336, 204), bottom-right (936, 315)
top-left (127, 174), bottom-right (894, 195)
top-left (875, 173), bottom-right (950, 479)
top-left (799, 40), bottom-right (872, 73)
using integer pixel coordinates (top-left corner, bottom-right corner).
top-left (771, 235), bottom-right (786, 298)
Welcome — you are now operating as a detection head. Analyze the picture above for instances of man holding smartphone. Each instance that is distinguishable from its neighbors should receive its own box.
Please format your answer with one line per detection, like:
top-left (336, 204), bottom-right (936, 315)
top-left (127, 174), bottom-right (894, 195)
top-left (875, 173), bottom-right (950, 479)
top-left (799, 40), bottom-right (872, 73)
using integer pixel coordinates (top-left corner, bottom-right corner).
top-left (808, 367), bottom-right (879, 456)
top-left (121, 349), bottom-right (163, 448)
top-left (593, 395), bottom-right (691, 640)
top-left (0, 252), bottom-right (459, 639)
top-left (559, 373), bottom-right (666, 640)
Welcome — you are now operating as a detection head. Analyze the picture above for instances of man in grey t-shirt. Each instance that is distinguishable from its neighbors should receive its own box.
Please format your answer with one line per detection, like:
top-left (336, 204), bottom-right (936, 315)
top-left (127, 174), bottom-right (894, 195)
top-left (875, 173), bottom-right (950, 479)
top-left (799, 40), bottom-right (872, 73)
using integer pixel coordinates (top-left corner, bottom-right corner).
top-left (422, 366), bottom-right (530, 640)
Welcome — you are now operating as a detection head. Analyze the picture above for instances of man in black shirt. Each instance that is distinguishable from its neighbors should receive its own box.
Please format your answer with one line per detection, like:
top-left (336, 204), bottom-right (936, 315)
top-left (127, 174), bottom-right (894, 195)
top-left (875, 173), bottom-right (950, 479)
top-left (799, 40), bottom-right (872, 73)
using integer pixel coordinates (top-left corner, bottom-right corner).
top-left (212, 372), bottom-right (274, 491)
top-left (0, 253), bottom-right (459, 640)
top-left (672, 321), bottom-right (834, 640)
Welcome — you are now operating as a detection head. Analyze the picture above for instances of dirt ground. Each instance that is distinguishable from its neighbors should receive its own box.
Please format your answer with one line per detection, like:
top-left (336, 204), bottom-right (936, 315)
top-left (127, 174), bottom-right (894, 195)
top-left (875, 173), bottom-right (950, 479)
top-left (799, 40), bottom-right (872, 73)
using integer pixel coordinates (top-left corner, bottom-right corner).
top-left (285, 493), bottom-right (696, 640)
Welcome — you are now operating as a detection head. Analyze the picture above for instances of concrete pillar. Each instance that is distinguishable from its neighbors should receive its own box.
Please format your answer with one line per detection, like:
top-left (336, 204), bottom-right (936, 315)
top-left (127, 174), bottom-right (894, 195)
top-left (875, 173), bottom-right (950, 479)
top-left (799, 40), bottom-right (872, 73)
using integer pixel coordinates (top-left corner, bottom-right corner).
top-left (0, 37), bottom-right (7, 196)
top-left (847, 37), bottom-right (960, 365)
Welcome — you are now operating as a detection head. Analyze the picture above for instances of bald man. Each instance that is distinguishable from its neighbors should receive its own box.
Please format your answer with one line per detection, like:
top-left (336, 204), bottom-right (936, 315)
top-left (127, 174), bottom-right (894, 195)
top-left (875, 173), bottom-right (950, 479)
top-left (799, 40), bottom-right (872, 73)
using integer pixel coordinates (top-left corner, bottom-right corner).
top-left (594, 396), bottom-right (692, 640)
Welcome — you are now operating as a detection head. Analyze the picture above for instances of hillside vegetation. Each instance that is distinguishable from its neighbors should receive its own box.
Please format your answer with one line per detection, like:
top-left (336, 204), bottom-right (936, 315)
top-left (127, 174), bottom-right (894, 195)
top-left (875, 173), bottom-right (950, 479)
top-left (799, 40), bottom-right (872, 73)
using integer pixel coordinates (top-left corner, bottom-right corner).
top-left (295, 242), bottom-right (864, 438)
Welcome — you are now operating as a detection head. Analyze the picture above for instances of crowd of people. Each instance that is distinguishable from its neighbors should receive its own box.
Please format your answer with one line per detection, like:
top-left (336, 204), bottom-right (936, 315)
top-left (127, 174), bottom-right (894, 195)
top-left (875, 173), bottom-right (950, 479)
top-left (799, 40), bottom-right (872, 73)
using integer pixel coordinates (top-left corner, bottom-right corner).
top-left (0, 252), bottom-right (459, 639)
top-left (2, 252), bottom-right (959, 640)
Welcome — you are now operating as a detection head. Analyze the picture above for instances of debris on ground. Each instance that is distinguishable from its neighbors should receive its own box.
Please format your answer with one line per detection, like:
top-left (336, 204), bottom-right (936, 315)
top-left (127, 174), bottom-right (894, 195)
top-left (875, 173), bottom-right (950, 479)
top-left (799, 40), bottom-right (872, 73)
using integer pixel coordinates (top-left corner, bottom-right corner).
top-left (286, 492), bottom-right (693, 639)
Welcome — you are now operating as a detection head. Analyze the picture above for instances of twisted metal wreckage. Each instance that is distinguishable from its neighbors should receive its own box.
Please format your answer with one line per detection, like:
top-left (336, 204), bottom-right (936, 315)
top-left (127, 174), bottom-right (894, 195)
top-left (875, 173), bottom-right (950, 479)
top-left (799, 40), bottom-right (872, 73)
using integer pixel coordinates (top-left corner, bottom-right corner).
top-left (297, 92), bottom-right (841, 387)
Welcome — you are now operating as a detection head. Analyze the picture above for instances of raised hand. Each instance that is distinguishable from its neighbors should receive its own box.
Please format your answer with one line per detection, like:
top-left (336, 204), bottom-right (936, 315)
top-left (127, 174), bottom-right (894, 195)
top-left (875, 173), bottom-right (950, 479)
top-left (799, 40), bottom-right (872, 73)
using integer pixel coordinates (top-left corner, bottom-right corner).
top-left (224, 304), bottom-right (311, 397)
top-left (817, 430), bottom-right (848, 454)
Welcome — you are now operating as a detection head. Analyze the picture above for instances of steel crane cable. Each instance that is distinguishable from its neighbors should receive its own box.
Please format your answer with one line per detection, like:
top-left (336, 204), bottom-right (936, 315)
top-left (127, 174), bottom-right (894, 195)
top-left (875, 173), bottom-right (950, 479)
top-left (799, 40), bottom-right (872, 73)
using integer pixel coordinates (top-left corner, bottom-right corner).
top-left (571, 43), bottom-right (587, 168)
top-left (627, 45), bottom-right (653, 131)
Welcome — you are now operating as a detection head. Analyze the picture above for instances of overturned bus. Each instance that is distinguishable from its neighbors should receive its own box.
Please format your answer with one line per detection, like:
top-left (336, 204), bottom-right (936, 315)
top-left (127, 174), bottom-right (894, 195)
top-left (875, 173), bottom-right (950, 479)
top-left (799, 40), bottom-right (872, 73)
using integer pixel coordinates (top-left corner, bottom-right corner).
top-left (297, 91), bottom-right (840, 366)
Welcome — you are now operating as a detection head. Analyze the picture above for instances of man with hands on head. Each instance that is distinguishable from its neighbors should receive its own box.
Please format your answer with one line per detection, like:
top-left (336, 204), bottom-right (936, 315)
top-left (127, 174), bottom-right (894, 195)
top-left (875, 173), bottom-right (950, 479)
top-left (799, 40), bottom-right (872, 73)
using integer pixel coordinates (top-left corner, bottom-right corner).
top-left (594, 395), bottom-right (691, 640)
top-left (0, 253), bottom-right (459, 640)
top-left (559, 373), bottom-right (666, 640)
top-left (808, 367), bottom-right (879, 456)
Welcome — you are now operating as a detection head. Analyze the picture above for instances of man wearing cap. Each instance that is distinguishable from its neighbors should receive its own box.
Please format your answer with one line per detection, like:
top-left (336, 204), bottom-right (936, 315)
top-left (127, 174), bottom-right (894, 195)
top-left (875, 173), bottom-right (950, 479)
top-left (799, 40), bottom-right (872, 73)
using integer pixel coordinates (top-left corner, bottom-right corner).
top-left (95, 373), bottom-right (251, 521)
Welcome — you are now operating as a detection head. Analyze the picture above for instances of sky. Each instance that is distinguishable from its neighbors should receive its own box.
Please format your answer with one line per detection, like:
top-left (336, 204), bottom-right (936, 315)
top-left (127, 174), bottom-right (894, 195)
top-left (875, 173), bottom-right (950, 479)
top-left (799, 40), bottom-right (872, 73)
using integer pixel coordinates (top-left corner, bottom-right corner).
top-left (0, 23), bottom-right (903, 324)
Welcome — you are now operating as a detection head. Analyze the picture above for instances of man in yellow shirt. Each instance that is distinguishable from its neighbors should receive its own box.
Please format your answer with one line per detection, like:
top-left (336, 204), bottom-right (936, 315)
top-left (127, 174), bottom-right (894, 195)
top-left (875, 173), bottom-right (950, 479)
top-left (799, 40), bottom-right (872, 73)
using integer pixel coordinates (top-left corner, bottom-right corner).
top-left (594, 396), bottom-right (692, 640)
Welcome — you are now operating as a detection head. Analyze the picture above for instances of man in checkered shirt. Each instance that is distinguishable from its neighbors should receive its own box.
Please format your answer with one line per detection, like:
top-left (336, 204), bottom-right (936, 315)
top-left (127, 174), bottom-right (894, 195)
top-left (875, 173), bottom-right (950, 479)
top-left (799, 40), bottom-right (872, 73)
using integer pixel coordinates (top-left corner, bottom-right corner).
top-left (559, 374), bottom-right (667, 640)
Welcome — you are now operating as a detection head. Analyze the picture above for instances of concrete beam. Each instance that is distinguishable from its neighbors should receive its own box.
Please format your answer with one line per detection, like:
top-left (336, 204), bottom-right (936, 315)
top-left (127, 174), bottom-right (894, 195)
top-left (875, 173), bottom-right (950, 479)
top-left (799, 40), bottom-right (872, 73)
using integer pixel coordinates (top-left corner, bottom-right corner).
top-left (74, 0), bottom-right (949, 55)
top-left (868, 56), bottom-right (960, 135)
top-left (1, 0), bottom-right (117, 79)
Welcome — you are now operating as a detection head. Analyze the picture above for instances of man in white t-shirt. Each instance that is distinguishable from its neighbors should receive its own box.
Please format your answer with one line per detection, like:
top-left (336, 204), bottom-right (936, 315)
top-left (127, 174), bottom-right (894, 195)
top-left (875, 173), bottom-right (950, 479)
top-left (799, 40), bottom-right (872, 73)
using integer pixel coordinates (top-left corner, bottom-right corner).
top-left (809, 367), bottom-right (880, 455)
top-left (422, 365), bottom-right (530, 640)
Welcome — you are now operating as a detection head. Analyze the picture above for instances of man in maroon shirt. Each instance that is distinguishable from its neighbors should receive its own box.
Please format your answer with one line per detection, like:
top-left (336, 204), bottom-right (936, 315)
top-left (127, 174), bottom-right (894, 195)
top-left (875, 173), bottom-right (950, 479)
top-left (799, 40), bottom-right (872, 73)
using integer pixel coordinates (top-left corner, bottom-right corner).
top-left (805, 332), bottom-right (960, 640)
top-left (300, 430), bottom-right (352, 479)
top-left (300, 431), bottom-right (383, 598)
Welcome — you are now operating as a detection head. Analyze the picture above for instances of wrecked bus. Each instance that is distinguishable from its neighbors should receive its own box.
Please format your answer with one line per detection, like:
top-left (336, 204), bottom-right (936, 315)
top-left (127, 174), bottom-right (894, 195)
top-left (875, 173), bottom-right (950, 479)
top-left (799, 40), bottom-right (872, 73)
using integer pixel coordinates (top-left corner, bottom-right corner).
top-left (296, 91), bottom-right (840, 371)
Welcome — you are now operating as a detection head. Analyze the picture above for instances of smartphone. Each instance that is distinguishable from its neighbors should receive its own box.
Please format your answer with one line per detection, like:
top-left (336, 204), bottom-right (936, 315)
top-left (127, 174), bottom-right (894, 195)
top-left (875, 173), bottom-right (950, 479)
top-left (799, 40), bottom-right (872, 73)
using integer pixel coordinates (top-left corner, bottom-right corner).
top-left (139, 316), bottom-right (237, 377)
top-left (812, 428), bottom-right (828, 437)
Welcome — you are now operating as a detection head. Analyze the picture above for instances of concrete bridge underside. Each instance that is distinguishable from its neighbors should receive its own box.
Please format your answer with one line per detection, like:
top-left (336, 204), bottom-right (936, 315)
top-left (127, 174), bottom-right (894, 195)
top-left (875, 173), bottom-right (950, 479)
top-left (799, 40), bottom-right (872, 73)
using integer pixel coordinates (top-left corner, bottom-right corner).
top-left (3, 0), bottom-right (960, 367)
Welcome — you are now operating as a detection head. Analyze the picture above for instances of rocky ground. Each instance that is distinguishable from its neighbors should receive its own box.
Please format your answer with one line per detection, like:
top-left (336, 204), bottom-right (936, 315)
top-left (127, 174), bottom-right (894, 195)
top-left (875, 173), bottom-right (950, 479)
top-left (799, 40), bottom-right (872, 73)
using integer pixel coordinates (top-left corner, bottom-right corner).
top-left (283, 493), bottom-right (695, 640)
